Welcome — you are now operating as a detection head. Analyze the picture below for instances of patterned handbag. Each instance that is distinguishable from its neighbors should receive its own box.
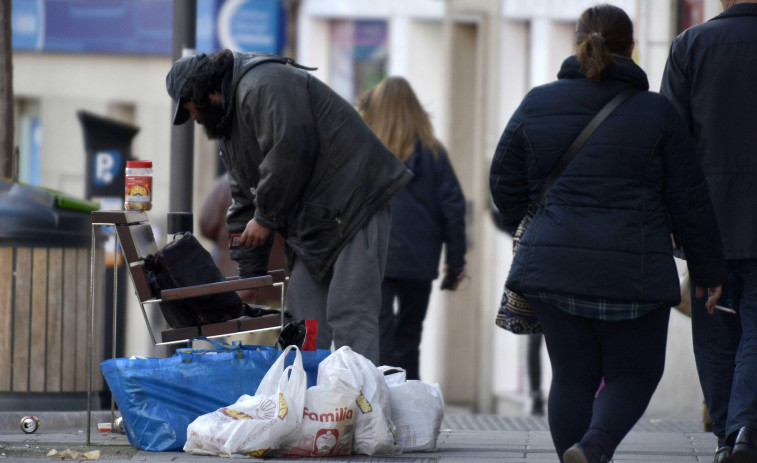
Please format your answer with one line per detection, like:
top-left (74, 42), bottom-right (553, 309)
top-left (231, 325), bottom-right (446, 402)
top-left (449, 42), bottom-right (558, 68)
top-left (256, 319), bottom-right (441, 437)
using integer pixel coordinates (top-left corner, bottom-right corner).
top-left (495, 211), bottom-right (542, 334)
top-left (494, 87), bottom-right (639, 335)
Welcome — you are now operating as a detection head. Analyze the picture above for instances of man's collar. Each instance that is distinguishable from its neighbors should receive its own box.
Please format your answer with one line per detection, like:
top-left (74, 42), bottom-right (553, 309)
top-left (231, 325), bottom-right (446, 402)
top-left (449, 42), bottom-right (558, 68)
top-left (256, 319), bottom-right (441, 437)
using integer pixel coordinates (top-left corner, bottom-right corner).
top-left (712, 2), bottom-right (757, 21)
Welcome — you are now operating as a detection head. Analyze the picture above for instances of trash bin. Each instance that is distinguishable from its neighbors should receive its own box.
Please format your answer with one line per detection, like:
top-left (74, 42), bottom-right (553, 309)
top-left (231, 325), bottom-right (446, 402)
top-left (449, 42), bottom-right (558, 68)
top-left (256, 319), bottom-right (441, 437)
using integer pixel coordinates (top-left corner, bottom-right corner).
top-left (0, 179), bottom-right (106, 410)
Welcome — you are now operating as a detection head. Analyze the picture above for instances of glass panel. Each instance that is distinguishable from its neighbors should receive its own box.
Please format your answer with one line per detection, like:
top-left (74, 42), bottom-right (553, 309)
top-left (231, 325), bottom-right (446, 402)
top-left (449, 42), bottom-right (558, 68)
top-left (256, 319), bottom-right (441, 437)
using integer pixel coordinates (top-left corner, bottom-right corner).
top-left (329, 20), bottom-right (388, 104)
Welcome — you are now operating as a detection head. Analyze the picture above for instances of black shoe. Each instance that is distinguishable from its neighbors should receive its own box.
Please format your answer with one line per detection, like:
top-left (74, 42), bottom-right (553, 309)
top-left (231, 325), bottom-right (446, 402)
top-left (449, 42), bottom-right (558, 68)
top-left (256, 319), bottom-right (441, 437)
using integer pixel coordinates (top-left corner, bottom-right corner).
top-left (563, 444), bottom-right (589, 463)
top-left (732, 427), bottom-right (757, 463)
top-left (564, 429), bottom-right (614, 463)
top-left (563, 444), bottom-right (609, 463)
top-left (714, 445), bottom-right (732, 463)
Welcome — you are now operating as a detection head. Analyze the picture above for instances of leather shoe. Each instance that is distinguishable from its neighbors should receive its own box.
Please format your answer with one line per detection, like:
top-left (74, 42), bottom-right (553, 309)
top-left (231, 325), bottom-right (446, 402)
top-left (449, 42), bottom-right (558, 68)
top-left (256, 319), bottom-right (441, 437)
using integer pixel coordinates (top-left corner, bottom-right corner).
top-left (563, 444), bottom-right (609, 463)
top-left (732, 427), bottom-right (757, 463)
top-left (714, 445), bottom-right (732, 463)
top-left (563, 444), bottom-right (589, 463)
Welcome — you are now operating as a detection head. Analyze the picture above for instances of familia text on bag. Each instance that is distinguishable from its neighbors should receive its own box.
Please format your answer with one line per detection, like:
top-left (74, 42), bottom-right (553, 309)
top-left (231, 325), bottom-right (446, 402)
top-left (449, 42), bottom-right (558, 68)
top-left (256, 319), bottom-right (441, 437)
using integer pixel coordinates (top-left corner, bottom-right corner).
top-left (276, 379), bottom-right (360, 456)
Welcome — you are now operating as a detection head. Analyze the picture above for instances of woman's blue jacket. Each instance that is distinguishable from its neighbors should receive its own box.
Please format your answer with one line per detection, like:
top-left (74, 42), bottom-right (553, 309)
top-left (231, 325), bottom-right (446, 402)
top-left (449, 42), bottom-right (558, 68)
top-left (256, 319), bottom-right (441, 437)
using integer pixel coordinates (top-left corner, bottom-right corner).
top-left (385, 143), bottom-right (466, 281)
top-left (490, 56), bottom-right (727, 304)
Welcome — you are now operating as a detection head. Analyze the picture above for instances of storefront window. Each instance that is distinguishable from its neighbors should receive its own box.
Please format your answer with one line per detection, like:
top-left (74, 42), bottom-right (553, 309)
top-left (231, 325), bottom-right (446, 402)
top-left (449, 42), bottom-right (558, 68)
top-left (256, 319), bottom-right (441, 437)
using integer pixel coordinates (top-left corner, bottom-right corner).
top-left (329, 20), bottom-right (388, 103)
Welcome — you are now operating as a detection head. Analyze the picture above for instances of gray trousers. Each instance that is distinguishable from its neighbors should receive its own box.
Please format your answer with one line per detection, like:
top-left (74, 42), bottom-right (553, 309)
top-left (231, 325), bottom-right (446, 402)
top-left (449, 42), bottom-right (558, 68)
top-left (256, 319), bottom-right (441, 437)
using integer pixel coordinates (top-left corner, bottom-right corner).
top-left (286, 205), bottom-right (391, 365)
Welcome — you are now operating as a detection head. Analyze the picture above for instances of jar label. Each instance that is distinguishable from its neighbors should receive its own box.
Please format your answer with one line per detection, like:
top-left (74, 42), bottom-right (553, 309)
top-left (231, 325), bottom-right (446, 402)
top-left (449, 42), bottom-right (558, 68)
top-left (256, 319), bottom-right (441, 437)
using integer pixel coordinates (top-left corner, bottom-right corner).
top-left (125, 175), bottom-right (152, 203)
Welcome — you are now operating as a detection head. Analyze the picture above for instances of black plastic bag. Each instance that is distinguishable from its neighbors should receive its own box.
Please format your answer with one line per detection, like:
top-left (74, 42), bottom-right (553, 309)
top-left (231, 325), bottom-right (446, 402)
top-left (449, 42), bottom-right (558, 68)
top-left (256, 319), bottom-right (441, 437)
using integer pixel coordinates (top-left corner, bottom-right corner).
top-left (144, 232), bottom-right (243, 328)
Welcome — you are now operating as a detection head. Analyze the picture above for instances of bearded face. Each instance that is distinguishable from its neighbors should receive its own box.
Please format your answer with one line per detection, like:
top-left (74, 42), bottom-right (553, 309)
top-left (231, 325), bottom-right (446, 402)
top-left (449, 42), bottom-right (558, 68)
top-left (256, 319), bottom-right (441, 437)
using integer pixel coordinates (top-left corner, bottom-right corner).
top-left (195, 102), bottom-right (228, 140)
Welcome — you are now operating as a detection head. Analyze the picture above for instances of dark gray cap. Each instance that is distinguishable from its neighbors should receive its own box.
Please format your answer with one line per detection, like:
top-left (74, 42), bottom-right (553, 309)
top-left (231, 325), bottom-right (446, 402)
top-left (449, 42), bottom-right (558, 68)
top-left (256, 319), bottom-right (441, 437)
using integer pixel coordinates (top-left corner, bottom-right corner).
top-left (166, 54), bottom-right (209, 125)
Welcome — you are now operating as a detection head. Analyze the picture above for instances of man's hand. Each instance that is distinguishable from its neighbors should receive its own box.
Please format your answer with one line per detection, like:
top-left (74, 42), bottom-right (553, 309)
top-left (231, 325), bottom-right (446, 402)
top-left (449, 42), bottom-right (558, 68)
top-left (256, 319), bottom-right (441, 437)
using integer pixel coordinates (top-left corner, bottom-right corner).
top-left (695, 284), bottom-right (723, 315)
top-left (239, 219), bottom-right (272, 248)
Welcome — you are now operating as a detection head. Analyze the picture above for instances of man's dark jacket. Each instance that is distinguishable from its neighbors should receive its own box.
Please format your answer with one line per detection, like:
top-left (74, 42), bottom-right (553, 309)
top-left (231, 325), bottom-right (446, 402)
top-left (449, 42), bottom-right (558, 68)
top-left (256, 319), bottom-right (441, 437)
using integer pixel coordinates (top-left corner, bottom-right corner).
top-left (218, 52), bottom-right (412, 282)
top-left (490, 56), bottom-right (727, 304)
top-left (660, 3), bottom-right (757, 260)
top-left (384, 144), bottom-right (466, 281)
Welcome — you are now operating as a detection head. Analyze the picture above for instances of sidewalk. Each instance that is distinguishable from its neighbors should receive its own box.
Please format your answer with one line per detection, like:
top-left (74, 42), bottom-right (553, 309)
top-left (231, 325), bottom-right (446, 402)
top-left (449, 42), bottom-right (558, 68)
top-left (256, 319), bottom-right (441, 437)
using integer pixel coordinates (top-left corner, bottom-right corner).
top-left (0, 412), bottom-right (717, 462)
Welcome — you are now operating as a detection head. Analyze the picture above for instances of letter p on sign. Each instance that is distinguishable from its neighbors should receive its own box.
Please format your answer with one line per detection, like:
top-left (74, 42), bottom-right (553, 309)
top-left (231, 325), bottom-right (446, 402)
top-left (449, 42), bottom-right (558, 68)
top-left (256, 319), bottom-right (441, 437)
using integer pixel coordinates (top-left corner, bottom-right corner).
top-left (94, 150), bottom-right (120, 186)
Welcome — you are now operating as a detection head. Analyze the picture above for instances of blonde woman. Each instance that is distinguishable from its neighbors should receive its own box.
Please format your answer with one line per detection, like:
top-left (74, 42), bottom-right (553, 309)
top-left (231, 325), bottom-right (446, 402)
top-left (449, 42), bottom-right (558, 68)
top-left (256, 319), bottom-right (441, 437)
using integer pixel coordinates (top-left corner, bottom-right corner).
top-left (359, 77), bottom-right (467, 379)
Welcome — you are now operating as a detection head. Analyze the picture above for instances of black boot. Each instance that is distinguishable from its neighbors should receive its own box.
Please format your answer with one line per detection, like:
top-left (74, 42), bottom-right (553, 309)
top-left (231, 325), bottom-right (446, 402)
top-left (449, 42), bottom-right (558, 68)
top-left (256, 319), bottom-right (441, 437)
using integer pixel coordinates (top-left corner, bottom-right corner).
top-left (714, 445), bottom-right (732, 463)
top-left (732, 427), bottom-right (757, 463)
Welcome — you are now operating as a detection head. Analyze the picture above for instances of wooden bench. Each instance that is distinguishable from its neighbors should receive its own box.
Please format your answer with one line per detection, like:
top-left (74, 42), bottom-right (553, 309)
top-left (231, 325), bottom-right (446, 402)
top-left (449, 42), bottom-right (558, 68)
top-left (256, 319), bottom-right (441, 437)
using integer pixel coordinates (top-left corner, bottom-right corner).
top-left (87, 210), bottom-right (288, 444)
top-left (91, 210), bottom-right (286, 346)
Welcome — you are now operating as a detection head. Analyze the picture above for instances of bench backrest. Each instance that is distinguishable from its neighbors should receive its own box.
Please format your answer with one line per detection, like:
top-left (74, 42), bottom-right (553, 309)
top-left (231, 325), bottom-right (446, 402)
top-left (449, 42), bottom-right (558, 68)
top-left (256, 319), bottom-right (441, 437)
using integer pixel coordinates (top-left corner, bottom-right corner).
top-left (116, 224), bottom-right (158, 302)
top-left (92, 211), bottom-right (157, 302)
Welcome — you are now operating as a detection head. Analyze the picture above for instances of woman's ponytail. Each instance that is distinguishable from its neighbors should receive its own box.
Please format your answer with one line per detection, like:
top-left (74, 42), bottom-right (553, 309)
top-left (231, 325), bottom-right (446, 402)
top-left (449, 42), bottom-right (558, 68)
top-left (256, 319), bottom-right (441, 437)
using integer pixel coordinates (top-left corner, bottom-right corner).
top-left (575, 4), bottom-right (634, 82)
top-left (576, 31), bottom-right (616, 82)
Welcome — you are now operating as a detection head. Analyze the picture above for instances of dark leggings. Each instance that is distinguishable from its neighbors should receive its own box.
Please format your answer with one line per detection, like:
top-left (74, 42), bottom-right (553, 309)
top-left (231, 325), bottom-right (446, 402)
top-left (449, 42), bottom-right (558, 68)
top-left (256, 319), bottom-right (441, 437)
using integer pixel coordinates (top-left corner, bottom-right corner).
top-left (530, 298), bottom-right (670, 459)
top-left (379, 278), bottom-right (432, 380)
top-left (527, 334), bottom-right (543, 396)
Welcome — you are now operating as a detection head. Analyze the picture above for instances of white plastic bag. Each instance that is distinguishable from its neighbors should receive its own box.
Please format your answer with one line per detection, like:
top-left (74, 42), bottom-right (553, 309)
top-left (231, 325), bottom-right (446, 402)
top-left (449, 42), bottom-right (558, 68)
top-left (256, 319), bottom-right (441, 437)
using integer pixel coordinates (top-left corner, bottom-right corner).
top-left (183, 345), bottom-right (307, 457)
top-left (381, 366), bottom-right (406, 386)
top-left (380, 366), bottom-right (445, 452)
top-left (278, 379), bottom-right (360, 457)
top-left (317, 346), bottom-right (398, 455)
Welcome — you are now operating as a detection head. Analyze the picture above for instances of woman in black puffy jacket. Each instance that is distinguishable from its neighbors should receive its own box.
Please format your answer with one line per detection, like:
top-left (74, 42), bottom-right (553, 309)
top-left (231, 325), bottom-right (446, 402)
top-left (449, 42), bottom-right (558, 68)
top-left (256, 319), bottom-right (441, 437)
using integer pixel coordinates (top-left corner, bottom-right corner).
top-left (360, 77), bottom-right (467, 381)
top-left (489, 5), bottom-right (726, 463)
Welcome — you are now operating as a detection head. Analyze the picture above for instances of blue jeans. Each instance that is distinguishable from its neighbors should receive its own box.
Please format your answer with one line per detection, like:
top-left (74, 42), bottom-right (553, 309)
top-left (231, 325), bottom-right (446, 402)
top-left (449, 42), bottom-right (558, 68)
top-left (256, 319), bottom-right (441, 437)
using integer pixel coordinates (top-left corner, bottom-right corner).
top-left (691, 258), bottom-right (757, 446)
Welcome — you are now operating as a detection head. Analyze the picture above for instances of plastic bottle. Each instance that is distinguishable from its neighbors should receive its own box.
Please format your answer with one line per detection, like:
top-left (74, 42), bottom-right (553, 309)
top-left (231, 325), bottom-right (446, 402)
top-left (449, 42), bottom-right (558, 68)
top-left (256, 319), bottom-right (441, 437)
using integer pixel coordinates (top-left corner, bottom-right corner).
top-left (124, 160), bottom-right (153, 211)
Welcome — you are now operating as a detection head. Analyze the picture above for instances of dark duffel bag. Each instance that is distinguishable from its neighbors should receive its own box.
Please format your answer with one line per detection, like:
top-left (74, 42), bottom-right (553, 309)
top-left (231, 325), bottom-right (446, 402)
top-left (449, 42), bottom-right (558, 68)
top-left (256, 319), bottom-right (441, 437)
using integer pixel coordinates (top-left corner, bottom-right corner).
top-left (144, 232), bottom-right (243, 328)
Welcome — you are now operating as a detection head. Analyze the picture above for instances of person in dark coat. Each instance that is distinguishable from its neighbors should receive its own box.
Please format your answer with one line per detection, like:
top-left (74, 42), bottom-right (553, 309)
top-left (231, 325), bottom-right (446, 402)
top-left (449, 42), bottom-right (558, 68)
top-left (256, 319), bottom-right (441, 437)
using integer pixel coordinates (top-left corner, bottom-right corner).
top-left (489, 5), bottom-right (727, 463)
top-left (660, 1), bottom-right (757, 461)
top-left (359, 76), bottom-right (467, 380)
top-left (166, 50), bottom-right (412, 364)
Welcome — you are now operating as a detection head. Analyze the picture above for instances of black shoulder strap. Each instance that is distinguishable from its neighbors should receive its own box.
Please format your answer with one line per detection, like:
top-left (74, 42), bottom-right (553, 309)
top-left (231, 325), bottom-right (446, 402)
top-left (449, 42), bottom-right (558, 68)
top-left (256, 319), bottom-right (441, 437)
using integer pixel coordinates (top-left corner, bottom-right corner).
top-left (538, 87), bottom-right (639, 205)
top-left (282, 57), bottom-right (318, 71)
top-left (243, 55), bottom-right (319, 74)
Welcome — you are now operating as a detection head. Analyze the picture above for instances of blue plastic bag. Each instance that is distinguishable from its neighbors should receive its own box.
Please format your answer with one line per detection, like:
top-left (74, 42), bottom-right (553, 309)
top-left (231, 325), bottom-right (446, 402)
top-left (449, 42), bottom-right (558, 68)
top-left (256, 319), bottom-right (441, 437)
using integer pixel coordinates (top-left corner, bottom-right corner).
top-left (100, 340), bottom-right (329, 451)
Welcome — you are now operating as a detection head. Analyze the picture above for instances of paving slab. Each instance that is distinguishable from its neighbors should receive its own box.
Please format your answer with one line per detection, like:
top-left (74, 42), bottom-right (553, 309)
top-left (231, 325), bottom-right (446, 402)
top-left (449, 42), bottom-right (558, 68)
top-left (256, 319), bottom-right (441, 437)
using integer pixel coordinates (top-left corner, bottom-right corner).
top-left (0, 413), bottom-right (717, 462)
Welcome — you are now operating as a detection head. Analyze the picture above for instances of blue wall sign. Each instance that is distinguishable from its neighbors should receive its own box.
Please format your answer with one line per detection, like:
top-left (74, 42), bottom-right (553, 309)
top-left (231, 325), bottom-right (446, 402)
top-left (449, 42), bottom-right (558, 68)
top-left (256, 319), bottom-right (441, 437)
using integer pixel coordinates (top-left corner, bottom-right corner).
top-left (217, 0), bottom-right (285, 54)
top-left (11, 0), bottom-right (44, 50)
top-left (11, 0), bottom-right (285, 55)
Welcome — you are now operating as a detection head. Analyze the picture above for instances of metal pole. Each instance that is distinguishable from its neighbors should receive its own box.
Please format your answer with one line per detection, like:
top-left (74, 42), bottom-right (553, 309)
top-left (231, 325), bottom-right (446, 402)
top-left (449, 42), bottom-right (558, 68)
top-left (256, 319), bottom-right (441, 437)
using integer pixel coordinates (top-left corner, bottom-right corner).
top-left (111, 230), bottom-right (119, 426)
top-left (86, 224), bottom-right (96, 446)
top-left (0, 0), bottom-right (14, 179)
top-left (169, 0), bottom-right (197, 214)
